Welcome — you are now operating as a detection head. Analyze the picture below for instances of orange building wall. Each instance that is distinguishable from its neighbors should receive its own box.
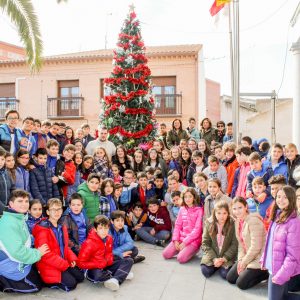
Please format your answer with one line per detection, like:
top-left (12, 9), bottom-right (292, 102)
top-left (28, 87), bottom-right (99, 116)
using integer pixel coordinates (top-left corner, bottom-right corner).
top-left (206, 79), bottom-right (220, 124)
top-left (0, 41), bottom-right (25, 61)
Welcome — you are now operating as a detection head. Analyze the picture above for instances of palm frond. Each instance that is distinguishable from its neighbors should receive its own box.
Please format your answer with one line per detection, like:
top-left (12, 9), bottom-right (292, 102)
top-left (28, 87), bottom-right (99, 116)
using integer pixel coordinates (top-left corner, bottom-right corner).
top-left (0, 0), bottom-right (43, 73)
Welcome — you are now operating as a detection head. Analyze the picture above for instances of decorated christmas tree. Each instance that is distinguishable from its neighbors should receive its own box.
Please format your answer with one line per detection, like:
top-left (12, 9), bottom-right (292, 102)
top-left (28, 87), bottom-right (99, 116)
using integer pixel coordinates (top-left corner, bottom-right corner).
top-left (100, 5), bottom-right (157, 151)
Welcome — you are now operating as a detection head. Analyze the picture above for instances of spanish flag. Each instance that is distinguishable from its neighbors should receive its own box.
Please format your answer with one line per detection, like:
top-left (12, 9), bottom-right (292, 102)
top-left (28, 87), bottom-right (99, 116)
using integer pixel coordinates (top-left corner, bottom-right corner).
top-left (210, 0), bottom-right (231, 16)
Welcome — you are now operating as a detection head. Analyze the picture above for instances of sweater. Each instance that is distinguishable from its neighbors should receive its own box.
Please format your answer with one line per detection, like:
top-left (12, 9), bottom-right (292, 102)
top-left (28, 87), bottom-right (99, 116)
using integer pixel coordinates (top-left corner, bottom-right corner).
top-left (147, 206), bottom-right (172, 233)
top-left (203, 165), bottom-right (228, 193)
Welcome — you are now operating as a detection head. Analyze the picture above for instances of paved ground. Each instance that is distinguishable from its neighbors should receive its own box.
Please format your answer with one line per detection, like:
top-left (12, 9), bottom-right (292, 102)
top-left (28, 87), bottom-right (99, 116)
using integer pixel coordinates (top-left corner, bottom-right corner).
top-left (0, 242), bottom-right (269, 300)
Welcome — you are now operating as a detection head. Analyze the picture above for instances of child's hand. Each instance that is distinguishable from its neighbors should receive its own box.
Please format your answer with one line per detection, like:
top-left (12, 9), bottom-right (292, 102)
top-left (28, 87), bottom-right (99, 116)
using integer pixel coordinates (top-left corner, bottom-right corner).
top-left (147, 183), bottom-right (152, 190)
top-left (178, 243), bottom-right (185, 251)
top-left (160, 201), bottom-right (167, 207)
top-left (150, 228), bottom-right (156, 236)
top-left (246, 190), bottom-right (253, 198)
top-left (237, 261), bottom-right (246, 275)
top-left (174, 241), bottom-right (180, 251)
top-left (128, 212), bottom-right (133, 222)
top-left (123, 251), bottom-right (132, 257)
top-left (70, 261), bottom-right (76, 268)
top-left (38, 244), bottom-right (49, 256)
top-left (257, 192), bottom-right (267, 203)
top-left (52, 176), bottom-right (59, 184)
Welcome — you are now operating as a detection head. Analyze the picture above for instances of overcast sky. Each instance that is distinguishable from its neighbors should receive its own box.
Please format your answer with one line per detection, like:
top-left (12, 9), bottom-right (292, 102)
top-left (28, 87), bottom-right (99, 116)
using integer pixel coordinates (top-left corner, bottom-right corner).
top-left (0, 0), bottom-right (299, 98)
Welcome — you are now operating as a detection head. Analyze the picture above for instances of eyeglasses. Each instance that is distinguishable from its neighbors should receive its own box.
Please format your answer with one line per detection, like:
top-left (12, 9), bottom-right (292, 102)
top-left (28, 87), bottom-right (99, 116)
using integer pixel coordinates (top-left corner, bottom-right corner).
top-left (49, 208), bottom-right (63, 213)
top-left (7, 117), bottom-right (19, 120)
top-left (19, 156), bottom-right (30, 160)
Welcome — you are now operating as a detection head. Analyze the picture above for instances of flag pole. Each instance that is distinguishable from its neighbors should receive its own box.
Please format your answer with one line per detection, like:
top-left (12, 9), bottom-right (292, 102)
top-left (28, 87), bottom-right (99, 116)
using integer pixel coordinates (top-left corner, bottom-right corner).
top-left (229, 1), bottom-right (235, 135)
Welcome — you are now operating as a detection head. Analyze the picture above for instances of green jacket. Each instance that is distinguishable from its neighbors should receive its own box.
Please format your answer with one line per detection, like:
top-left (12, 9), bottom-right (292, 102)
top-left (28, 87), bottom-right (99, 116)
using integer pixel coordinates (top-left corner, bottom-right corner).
top-left (0, 211), bottom-right (41, 266)
top-left (200, 127), bottom-right (217, 146)
top-left (201, 217), bottom-right (238, 268)
top-left (166, 129), bottom-right (189, 149)
top-left (77, 182), bottom-right (100, 222)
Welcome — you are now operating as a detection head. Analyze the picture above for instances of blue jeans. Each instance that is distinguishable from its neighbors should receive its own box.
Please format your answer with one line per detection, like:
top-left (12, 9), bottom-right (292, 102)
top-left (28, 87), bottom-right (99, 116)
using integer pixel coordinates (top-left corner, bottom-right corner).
top-left (136, 227), bottom-right (170, 244)
top-left (268, 275), bottom-right (300, 300)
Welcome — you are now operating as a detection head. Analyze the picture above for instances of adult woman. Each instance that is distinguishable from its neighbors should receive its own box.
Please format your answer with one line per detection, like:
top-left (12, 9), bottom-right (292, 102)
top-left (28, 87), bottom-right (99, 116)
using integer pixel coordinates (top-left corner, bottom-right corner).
top-left (112, 145), bottom-right (133, 177)
top-left (216, 121), bottom-right (226, 144)
top-left (200, 118), bottom-right (217, 146)
top-left (166, 119), bottom-right (189, 149)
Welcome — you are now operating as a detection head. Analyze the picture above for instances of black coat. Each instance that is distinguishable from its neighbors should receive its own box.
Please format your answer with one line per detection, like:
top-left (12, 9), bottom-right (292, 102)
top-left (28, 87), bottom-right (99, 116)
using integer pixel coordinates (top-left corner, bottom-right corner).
top-left (0, 170), bottom-right (15, 215)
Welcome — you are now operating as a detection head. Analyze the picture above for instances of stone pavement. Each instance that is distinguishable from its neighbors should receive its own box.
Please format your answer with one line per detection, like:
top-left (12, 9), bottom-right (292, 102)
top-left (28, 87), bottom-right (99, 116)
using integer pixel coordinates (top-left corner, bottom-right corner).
top-left (0, 242), bottom-right (268, 300)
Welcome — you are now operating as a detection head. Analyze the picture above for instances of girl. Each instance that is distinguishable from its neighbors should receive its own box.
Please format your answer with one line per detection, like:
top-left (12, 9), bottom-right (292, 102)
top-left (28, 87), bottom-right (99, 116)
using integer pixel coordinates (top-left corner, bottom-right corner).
top-left (193, 172), bottom-right (209, 207)
top-left (5, 152), bottom-right (16, 182)
top-left (146, 148), bottom-right (168, 178)
top-left (79, 155), bottom-right (94, 181)
top-left (201, 201), bottom-right (238, 279)
top-left (162, 149), bottom-right (171, 168)
top-left (27, 199), bottom-right (43, 234)
top-left (112, 164), bottom-right (122, 183)
top-left (15, 149), bottom-right (31, 193)
top-left (198, 139), bottom-right (211, 163)
top-left (64, 126), bottom-right (74, 145)
top-left (77, 173), bottom-right (101, 222)
top-left (75, 128), bottom-right (84, 141)
top-left (112, 145), bottom-right (133, 177)
top-left (67, 152), bottom-right (84, 202)
top-left (93, 147), bottom-right (111, 178)
top-left (153, 139), bottom-right (165, 156)
top-left (261, 186), bottom-right (300, 300)
top-left (186, 150), bottom-right (206, 187)
top-left (227, 197), bottom-right (268, 290)
top-left (133, 149), bottom-right (145, 173)
top-left (74, 139), bottom-right (87, 156)
top-left (169, 146), bottom-right (181, 175)
top-left (166, 118), bottom-right (189, 149)
top-left (99, 178), bottom-right (118, 218)
top-left (297, 188), bottom-right (300, 216)
top-left (163, 188), bottom-right (203, 263)
top-left (179, 148), bottom-right (192, 186)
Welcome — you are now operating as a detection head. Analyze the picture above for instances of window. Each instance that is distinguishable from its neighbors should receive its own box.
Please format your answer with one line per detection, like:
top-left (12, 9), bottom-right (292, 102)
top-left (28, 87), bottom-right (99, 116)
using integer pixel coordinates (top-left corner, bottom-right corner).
top-left (57, 80), bottom-right (80, 116)
top-left (0, 83), bottom-right (15, 98)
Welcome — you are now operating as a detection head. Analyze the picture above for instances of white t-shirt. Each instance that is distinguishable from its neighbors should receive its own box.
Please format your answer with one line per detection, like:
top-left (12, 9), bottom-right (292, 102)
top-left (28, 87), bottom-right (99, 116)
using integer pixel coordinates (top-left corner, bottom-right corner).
top-left (10, 133), bottom-right (15, 154)
top-left (85, 139), bottom-right (116, 160)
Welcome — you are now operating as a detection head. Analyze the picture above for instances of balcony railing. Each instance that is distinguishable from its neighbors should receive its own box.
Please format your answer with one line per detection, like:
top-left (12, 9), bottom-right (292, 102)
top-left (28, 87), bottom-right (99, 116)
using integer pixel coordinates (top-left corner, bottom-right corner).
top-left (47, 97), bottom-right (84, 119)
top-left (154, 94), bottom-right (182, 116)
top-left (0, 98), bottom-right (20, 119)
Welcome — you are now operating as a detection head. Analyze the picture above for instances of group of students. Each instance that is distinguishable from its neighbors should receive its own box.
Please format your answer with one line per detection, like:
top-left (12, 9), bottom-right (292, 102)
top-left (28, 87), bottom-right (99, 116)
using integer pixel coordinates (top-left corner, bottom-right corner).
top-left (0, 111), bottom-right (299, 299)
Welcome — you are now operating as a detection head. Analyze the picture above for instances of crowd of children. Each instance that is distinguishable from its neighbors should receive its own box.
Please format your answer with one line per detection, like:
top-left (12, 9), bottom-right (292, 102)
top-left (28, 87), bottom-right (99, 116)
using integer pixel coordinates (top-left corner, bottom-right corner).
top-left (0, 111), bottom-right (299, 299)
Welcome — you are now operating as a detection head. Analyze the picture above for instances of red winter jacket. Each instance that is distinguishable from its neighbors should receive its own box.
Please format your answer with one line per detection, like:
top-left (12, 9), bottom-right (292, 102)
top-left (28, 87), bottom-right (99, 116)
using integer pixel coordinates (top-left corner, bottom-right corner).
top-left (147, 206), bottom-right (172, 233)
top-left (32, 219), bottom-right (77, 284)
top-left (77, 230), bottom-right (114, 270)
top-left (62, 160), bottom-right (76, 198)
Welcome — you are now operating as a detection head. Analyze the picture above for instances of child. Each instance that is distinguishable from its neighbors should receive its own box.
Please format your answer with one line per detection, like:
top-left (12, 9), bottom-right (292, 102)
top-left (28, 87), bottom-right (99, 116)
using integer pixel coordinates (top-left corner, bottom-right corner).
top-left (27, 199), bottom-right (43, 234)
top-left (114, 183), bottom-right (123, 204)
top-left (93, 147), bottom-right (111, 178)
top-left (297, 188), bottom-right (300, 216)
top-left (99, 178), bottom-right (118, 218)
top-left (266, 143), bottom-right (288, 180)
top-left (227, 197), bottom-right (268, 290)
top-left (77, 215), bottom-right (134, 291)
top-left (0, 190), bottom-right (48, 293)
top-left (133, 149), bottom-right (145, 173)
top-left (261, 186), bottom-right (300, 300)
top-left (16, 116), bottom-right (36, 157)
top-left (77, 173), bottom-right (101, 222)
top-left (61, 193), bottom-right (91, 255)
top-left (213, 144), bottom-right (226, 165)
top-left (186, 150), bottom-right (206, 187)
top-left (112, 164), bottom-right (122, 183)
top-left (41, 120), bottom-right (51, 137)
top-left (179, 139), bottom-right (188, 151)
top-left (153, 172), bottom-right (167, 202)
top-left (145, 166), bottom-right (155, 183)
top-left (247, 176), bottom-right (273, 218)
top-left (126, 201), bottom-right (149, 239)
top-left (46, 139), bottom-right (60, 177)
top-left (136, 198), bottom-right (172, 247)
top-left (147, 148), bottom-right (168, 178)
top-left (201, 201), bottom-right (238, 279)
top-left (153, 139), bottom-right (165, 155)
top-left (33, 198), bottom-right (84, 291)
top-left (163, 188), bottom-right (203, 263)
top-left (30, 148), bottom-right (60, 206)
top-left (163, 175), bottom-right (186, 207)
top-left (0, 148), bottom-right (15, 215)
top-left (252, 138), bottom-right (270, 159)
top-left (246, 152), bottom-right (274, 198)
top-left (168, 191), bottom-right (182, 226)
top-left (285, 143), bottom-right (300, 189)
top-left (79, 155), bottom-right (94, 181)
top-left (5, 152), bottom-right (16, 182)
top-left (198, 139), bottom-right (211, 163)
top-left (179, 148), bottom-right (192, 185)
top-left (15, 149), bottom-right (31, 193)
top-left (169, 146), bottom-right (181, 174)
top-left (231, 146), bottom-right (251, 198)
top-left (223, 142), bottom-right (239, 196)
top-left (222, 122), bottom-right (233, 143)
top-left (241, 136), bottom-right (253, 150)
top-left (119, 170), bottom-right (137, 213)
top-left (203, 155), bottom-right (228, 192)
top-left (162, 149), bottom-right (171, 168)
top-left (110, 210), bottom-right (145, 264)
top-left (204, 178), bottom-right (231, 221)
top-left (193, 172), bottom-right (209, 207)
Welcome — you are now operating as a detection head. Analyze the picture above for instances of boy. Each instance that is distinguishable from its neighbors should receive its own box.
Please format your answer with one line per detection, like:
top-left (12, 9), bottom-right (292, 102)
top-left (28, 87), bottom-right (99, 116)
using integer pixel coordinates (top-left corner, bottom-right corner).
top-left (33, 119), bottom-right (47, 149)
top-left (231, 146), bottom-right (251, 198)
top-left (81, 123), bottom-right (95, 148)
top-left (163, 175), bottom-right (185, 206)
top-left (246, 152), bottom-right (273, 197)
top-left (213, 144), bottom-right (226, 165)
top-left (41, 120), bottom-right (51, 136)
top-left (285, 143), bottom-right (300, 189)
top-left (57, 122), bottom-right (67, 153)
top-left (186, 117), bottom-right (200, 142)
top-left (33, 198), bottom-right (84, 291)
top-left (169, 191), bottom-right (182, 226)
top-left (16, 116), bottom-right (36, 157)
top-left (153, 172), bottom-right (167, 202)
top-left (0, 190), bottom-right (48, 293)
top-left (241, 136), bottom-right (253, 149)
top-left (126, 201), bottom-right (149, 239)
top-left (179, 139), bottom-right (188, 151)
top-left (203, 155), bottom-right (228, 192)
top-left (30, 148), bottom-right (60, 206)
top-left (46, 139), bottom-right (61, 176)
top-left (145, 166), bottom-right (155, 183)
top-left (119, 170), bottom-right (137, 213)
top-left (114, 183), bottom-right (123, 204)
top-left (159, 123), bottom-right (168, 150)
top-left (246, 176), bottom-right (273, 218)
top-left (47, 122), bottom-right (60, 141)
top-left (131, 172), bottom-right (155, 212)
top-left (187, 150), bottom-right (206, 187)
top-left (110, 210), bottom-right (145, 264)
top-left (223, 142), bottom-right (239, 195)
top-left (61, 193), bottom-right (92, 255)
top-left (0, 148), bottom-right (15, 215)
top-left (222, 122), bottom-right (233, 143)
top-left (252, 138), bottom-right (270, 159)
top-left (136, 198), bottom-right (172, 247)
top-left (77, 215), bottom-right (133, 291)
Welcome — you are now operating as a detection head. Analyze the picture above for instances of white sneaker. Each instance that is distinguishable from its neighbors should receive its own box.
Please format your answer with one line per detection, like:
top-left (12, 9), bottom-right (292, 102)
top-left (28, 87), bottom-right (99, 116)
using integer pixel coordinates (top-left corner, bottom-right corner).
top-left (104, 278), bottom-right (119, 291)
top-left (126, 272), bottom-right (134, 280)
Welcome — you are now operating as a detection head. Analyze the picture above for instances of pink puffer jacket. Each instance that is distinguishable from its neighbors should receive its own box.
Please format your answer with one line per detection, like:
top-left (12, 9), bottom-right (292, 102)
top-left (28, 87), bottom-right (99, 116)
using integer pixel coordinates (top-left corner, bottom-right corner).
top-left (172, 206), bottom-right (203, 248)
top-left (261, 213), bottom-right (300, 285)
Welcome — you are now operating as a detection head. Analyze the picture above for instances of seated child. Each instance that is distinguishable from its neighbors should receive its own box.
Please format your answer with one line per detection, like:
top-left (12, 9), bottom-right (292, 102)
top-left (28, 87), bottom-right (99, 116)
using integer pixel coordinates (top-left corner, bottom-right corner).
top-left (168, 191), bottom-right (182, 226)
top-left (100, 178), bottom-right (118, 218)
top-left (297, 188), bottom-right (300, 216)
top-left (27, 199), bottom-right (43, 234)
top-left (61, 193), bottom-right (92, 255)
top-left (163, 188), bottom-right (203, 264)
top-left (33, 198), bottom-right (84, 291)
top-left (246, 176), bottom-right (273, 218)
top-left (0, 190), bottom-right (48, 293)
top-left (110, 210), bottom-right (145, 264)
top-left (145, 166), bottom-right (155, 183)
top-left (186, 150), bottom-right (206, 187)
top-left (213, 144), bottom-right (226, 165)
top-left (77, 215), bottom-right (134, 291)
top-left (119, 170), bottom-right (137, 213)
top-left (201, 201), bottom-right (237, 279)
top-left (153, 172), bottom-right (167, 202)
top-left (285, 143), bottom-right (300, 189)
top-left (112, 164), bottom-right (122, 183)
top-left (252, 138), bottom-right (270, 159)
top-left (193, 172), bottom-right (209, 207)
top-left (126, 201), bottom-right (149, 239)
top-left (163, 175), bottom-right (186, 207)
top-left (114, 183), bottom-right (123, 204)
top-left (203, 155), bottom-right (228, 192)
top-left (136, 198), bottom-right (172, 247)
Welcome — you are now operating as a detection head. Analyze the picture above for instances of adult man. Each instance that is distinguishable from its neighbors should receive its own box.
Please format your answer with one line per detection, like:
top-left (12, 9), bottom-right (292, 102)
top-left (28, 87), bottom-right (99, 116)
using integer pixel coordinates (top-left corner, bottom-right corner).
top-left (16, 116), bottom-right (36, 157)
top-left (186, 117), bottom-right (200, 142)
top-left (85, 126), bottom-right (116, 159)
top-left (81, 123), bottom-right (94, 148)
top-left (0, 110), bottom-right (20, 154)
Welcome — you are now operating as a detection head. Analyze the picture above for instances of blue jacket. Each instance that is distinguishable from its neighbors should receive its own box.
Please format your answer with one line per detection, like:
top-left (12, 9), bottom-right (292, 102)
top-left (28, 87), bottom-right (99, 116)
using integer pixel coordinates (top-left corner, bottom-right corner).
top-left (0, 124), bottom-right (19, 154)
top-left (186, 127), bottom-right (201, 142)
top-left (169, 159), bottom-right (181, 173)
top-left (247, 194), bottom-right (273, 218)
top-left (265, 156), bottom-right (288, 182)
top-left (15, 166), bottom-right (31, 194)
top-left (29, 162), bottom-right (60, 205)
top-left (223, 135), bottom-right (233, 143)
top-left (16, 129), bottom-right (36, 157)
top-left (231, 167), bottom-right (240, 198)
top-left (26, 214), bottom-right (43, 234)
top-left (253, 138), bottom-right (269, 158)
top-left (109, 224), bottom-right (134, 258)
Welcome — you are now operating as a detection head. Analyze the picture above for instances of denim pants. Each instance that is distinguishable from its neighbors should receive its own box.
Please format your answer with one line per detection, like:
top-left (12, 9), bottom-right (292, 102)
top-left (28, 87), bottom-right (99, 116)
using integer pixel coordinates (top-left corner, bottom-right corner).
top-left (136, 227), bottom-right (170, 244)
top-left (268, 275), bottom-right (300, 300)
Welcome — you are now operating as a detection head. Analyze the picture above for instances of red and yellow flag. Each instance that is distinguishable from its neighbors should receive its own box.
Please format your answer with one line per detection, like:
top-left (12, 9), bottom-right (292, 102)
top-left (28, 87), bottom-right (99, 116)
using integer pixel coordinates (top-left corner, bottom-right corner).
top-left (210, 0), bottom-right (231, 16)
top-left (216, 0), bottom-right (231, 6)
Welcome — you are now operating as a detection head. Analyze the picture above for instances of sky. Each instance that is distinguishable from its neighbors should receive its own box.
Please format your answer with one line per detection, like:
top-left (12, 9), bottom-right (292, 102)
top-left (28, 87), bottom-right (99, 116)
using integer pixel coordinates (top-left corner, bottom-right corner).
top-left (0, 0), bottom-right (299, 98)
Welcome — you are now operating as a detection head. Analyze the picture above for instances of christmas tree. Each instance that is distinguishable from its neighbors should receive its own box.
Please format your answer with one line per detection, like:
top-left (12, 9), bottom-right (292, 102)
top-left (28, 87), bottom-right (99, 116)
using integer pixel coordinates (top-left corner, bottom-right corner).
top-left (100, 5), bottom-right (157, 151)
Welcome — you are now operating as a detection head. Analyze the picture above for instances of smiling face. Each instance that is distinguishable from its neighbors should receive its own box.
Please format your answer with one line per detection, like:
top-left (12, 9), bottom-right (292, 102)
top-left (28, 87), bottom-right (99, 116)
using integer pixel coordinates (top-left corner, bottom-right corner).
top-left (22, 119), bottom-right (34, 133)
top-left (83, 158), bottom-right (93, 169)
top-left (104, 182), bottom-right (114, 196)
top-left (285, 146), bottom-right (297, 161)
top-left (215, 207), bottom-right (229, 225)
top-left (183, 191), bottom-right (194, 207)
top-left (112, 217), bottom-right (124, 231)
top-left (134, 152), bottom-right (143, 163)
top-left (96, 224), bottom-right (109, 239)
top-left (250, 159), bottom-right (262, 172)
top-left (232, 201), bottom-right (248, 220)
top-left (6, 112), bottom-right (19, 129)
top-left (87, 178), bottom-right (100, 192)
top-left (5, 155), bottom-right (15, 169)
top-left (30, 202), bottom-right (43, 218)
top-left (271, 146), bottom-right (283, 161)
top-left (181, 149), bottom-right (190, 161)
top-left (276, 189), bottom-right (289, 210)
top-left (47, 204), bottom-right (63, 223)
top-left (17, 153), bottom-right (30, 167)
top-left (9, 196), bottom-right (29, 214)
top-left (188, 140), bottom-right (197, 152)
top-left (171, 148), bottom-right (180, 159)
top-left (198, 141), bottom-right (206, 152)
top-left (66, 128), bottom-right (73, 139)
top-left (168, 179), bottom-right (179, 192)
top-left (194, 176), bottom-right (206, 189)
top-left (207, 181), bottom-right (220, 197)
